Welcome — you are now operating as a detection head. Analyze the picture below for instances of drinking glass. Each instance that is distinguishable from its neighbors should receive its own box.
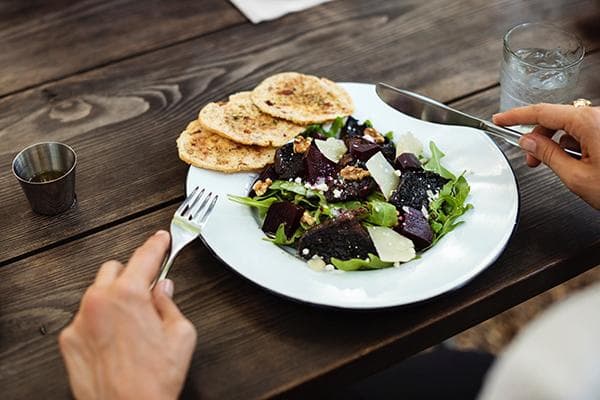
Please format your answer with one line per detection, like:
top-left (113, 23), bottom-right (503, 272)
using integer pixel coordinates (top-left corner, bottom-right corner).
top-left (499, 23), bottom-right (584, 112)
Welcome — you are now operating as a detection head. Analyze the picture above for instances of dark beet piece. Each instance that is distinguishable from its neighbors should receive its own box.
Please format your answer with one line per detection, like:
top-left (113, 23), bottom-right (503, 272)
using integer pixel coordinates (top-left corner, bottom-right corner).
top-left (396, 206), bottom-right (433, 250)
top-left (324, 177), bottom-right (377, 202)
top-left (249, 165), bottom-right (278, 196)
top-left (346, 136), bottom-right (381, 161)
top-left (389, 170), bottom-right (449, 210)
top-left (262, 201), bottom-right (305, 237)
top-left (304, 143), bottom-right (338, 183)
top-left (340, 116), bottom-right (366, 138)
top-left (380, 139), bottom-right (396, 164)
top-left (274, 143), bottom-right (305, 180)
top-left (394, 153), bottom-right (422, 171)
top-left (297, 214), bottom-right (376, 262)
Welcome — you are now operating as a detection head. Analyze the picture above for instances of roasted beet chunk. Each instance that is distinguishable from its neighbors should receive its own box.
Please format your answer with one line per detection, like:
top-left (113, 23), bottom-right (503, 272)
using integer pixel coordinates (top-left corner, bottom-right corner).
top-left (380, 139), bottom-right (396, 164)
top-left (394, 153), bottom-right (422, 171)
top-left (389, 170), bottom-right (449, 210)
top-left (297, 215), bottom-right (376, 262)
top-left (324, 177), bottom-right (377, 202)
top-left (249, 165), bottom-right (278, 196)
top-left (274, 143), bottom-right (305, 180)
top-left (396, 206), bottom-right (433, 250)
top-left (262, 201), bottom-right (305, 237)
top-left (340, 116), bottom-right (366, 138)
top-left (304, 143), bottom-right (338, 183)
top-left (346, 136), bottom-right (381, 162)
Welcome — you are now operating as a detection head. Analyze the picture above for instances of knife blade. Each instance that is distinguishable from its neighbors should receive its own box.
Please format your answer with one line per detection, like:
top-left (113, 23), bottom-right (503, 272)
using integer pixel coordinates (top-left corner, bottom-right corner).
top-left (375, 82), bottom-right (582, 158)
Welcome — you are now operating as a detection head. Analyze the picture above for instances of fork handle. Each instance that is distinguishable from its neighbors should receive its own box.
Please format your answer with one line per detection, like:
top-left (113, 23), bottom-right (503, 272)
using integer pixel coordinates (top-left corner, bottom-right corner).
top-left (151, 247), bottom-right (181, 289)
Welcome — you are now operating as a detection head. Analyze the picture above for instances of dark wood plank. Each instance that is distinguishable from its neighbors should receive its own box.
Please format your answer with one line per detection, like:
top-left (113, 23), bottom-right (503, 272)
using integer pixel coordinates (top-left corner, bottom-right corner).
top-left (0, 0), bottom-right (245, 96)
top-left (0, 160), bottom-right (598, 399)
top-left (2, 0), bottom-right (599, 263)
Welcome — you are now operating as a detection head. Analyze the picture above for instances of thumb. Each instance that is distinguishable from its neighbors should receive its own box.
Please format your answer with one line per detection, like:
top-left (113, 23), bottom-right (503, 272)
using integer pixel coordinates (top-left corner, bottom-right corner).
top-left (519, 133), bottom-right (580, 182)
top-left (152, 279), bottom-right (184, 322)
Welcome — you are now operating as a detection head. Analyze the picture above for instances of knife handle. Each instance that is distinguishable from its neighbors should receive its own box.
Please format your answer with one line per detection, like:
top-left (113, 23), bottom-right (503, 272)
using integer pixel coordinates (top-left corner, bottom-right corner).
top-left (480, 121), bottom-right (582, 159)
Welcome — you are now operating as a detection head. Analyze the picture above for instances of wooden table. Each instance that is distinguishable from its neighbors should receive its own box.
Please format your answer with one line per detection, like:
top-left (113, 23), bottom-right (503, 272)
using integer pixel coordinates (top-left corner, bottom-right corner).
top-left (1, 1), bottom-right (599, 398)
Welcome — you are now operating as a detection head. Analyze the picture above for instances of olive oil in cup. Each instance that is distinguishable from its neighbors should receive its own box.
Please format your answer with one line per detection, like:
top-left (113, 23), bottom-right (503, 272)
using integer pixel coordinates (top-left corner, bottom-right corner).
top-left (12, 142), bottom-right (77, 215)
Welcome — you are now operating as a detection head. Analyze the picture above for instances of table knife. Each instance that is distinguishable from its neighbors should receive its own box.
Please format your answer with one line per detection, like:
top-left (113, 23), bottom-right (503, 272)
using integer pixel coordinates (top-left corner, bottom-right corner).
top-left (375, 82), bottom-right (582, 158)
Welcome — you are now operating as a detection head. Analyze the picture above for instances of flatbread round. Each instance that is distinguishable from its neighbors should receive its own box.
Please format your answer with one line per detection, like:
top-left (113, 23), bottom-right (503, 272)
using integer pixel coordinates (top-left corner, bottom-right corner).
top-left (198, 92), bottom-right (305, 147)
top-left (251, 72), bottom-right (354, 124)
top-left (177, 121), bottom-right (276, 173)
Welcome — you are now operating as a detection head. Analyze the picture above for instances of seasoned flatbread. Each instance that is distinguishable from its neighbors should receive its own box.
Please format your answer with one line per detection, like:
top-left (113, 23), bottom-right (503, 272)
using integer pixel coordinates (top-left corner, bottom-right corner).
top-left (177, 121), bottom-right (276, 173)
top-left (251, 72), bottom-right (354, 124)
top-left (198, 92), bottom-right (305, 147)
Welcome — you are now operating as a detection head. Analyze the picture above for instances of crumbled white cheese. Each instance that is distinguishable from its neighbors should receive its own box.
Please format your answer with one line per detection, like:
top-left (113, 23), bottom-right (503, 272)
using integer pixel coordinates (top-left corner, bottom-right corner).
top-left (426, 189), bottom-right (439, 202)
top-left (421, 205), bottom-right (429, 219)
top-left (362, 134), bottom-right (376, 143)
top-left (301, 248), bottom-right (310, 256)
top-left (394, 170), bottom-right (402, 177)
top-left (313, 183), bottom-right (329, 191)
top-left (333, 188), bottom-right (342, 198)
top-left (294, 177), bottom-right (302, 184)
top-left (402, 206), bottom-right (411, 214)
top-left (324, 264), bottom-right (335, 271)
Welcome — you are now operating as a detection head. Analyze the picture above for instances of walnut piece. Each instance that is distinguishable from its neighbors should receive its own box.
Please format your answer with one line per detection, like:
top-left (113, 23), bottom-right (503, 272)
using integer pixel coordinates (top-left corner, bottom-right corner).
top-left (293, 136), bottom-right (312, 153)
top-left (301, 211), bottom-right (316, 226)
top-left (340, 165), bottom-right (370, 181)
top-left (364, 127), bottom-right (385, 144)
top-left (252, 178), bottom-right (272, 196)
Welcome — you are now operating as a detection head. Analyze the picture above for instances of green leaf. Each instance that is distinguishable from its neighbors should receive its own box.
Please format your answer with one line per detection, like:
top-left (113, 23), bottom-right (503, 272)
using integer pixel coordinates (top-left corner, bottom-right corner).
top-left (363, 119), bottom-right (374, 128)
top-left (384, 131), bottom-right (394, 141)
top-left (365, 200), bottom-right (399, 227)
top-left (268, 223), bottom-right (304, 245)
top-left (327, 117), bottom-right (344, 138)
top-left (331, 253), bottom-right (393, 271)
top-left (301, 124), bottom-right (327, 137)
top-left (228, 195), bottom-right (278, 211)
top-left (423, 141), bottom-right (456, 180)
top-left (269, 180), bottom-right (321, 199)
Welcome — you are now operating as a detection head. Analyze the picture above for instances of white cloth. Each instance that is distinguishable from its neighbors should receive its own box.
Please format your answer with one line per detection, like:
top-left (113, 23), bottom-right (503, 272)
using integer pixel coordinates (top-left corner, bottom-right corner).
top-left (478, 283), bottom-right (600, 400)
top-left (229, 0), bottom-right (331, 24)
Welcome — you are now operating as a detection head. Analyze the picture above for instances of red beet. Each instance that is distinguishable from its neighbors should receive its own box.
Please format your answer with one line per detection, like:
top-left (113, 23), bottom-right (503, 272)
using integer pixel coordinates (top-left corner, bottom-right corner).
top-left (262, 201), bottom-right (305, 237)
top-left (394, 153), bottom-right (422, 171)
top-left (274, 143), bottom-right (305, 180)
top-left (304, 144), bottom-right (338, 183)
top-left (396, 206), bottom-right (433, 250)
top-left (346, 136), bottom-right (381, 161)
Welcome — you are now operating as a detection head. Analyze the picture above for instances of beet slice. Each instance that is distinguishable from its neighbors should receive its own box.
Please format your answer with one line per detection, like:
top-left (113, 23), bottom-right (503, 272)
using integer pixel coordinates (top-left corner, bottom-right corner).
top-left (394, 153), bottom-right (422, 171)
top-left (324, 177), bottom-right (377, 202)
top-left (297, 214), bottom-right (376, 262)
top-left (340, 116), bottom-right (366, 138)
top-left (274, 143), bottom-right (305, 180)
top-left (380, 139), bottom-right (396, 164)
top-left (346, 136), bottom-right (381, 161)
top-left (262, 201), bottom-right (305, 237)
top-left (304, 143), bottom-right (338, 183)
top-left (396, 206), bottom-right (433, 250)
top-left (389, 170), bottom-right (449, 210)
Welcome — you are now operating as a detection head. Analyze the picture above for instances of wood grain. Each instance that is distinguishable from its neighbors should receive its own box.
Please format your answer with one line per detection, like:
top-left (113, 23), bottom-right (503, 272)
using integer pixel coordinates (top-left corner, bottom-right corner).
top-left (2, 0), bottom-right (599, 263)
top-left (0, 0), bottom-right (245, 97)
top-left (0, 170), bottom-right (597, 398)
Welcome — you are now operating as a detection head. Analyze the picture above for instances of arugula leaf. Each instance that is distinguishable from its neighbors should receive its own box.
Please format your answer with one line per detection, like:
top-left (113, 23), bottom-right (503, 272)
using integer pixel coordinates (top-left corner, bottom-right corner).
top-left (428, 173), bottom-right (473, 245)
top-left (228, 194), bottom-right (278, 212)
top-left (365, 200), bottom-right (398, 227)
top-left (328, 117), bottom-right (344, 138)
top-left (363, 119), bottom-right (374, 128)
top-left (268, 223), bottom-right (303, 245)
top-left (331, 253), bottom-right (393, 271)
top-left (423, 141), bottom-right (456, 180)
top-left (384, 131), bottom-right (394, 141)
top-left (269, 180), bottom-right (321, 199)
top-left (301, 124), bottom-right (327, 137)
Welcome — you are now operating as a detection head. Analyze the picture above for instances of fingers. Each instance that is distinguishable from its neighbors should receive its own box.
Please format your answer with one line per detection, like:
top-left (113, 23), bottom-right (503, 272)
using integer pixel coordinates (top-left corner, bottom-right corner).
top-left (519, 133), bottom-right (580, 183)
top-left (525, 125), bottom-right (556, 167)
top-left (493, 104), bottom-right (582, 141)
top-left (120, 231), bottom-right (170, 288)
top-left (152, 279), bottom-right (182, 321)
top-left (94, 260), bottom-right (124, 287)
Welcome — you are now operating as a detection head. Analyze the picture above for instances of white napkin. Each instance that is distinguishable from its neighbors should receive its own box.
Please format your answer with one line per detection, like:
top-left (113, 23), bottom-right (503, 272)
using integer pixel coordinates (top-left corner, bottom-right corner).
top-left (230, 0), bottom-right (331, 24)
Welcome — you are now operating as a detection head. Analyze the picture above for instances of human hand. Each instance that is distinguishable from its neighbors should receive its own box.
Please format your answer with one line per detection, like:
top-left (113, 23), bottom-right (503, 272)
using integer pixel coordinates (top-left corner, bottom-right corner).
top-left (59, 231), bottom-right (197, 400)
top-left (493, 104), bottom-right (600, 209)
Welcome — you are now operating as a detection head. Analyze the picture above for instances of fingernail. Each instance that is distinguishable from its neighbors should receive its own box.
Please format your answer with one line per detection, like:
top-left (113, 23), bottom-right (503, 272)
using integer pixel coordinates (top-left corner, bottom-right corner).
top-left (519, 136), bottom-right (537, 153)
top-left (155, 230), bottom-right (169, 238)
top-left (161, 279), bottom-right (174, 298)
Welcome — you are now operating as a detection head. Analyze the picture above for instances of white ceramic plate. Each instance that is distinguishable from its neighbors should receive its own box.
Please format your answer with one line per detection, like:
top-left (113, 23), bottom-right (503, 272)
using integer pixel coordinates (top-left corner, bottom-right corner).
top-left (186, 83), bottom-right (519, 309)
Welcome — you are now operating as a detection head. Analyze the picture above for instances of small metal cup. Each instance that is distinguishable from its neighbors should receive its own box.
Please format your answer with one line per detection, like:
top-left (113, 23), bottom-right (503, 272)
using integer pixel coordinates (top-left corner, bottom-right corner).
top-left (12, 142), bottom-right (77, 215)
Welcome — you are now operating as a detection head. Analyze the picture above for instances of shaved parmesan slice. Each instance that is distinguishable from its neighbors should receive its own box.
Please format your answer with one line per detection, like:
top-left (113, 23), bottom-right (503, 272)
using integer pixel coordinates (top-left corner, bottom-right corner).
top-left (315, 138), bottom-right (347, 163)
top-left (367, 226), bottom-right (415, 263)
top-left (365, 152), bottom-right (399, 200)
top-left (395, 132), bottom-right (423, 158)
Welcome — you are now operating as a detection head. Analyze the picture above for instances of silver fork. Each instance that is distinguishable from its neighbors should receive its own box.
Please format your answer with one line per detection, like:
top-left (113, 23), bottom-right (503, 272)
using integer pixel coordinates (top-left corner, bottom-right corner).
top-left (153, 186), bottom-right (218, 287)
